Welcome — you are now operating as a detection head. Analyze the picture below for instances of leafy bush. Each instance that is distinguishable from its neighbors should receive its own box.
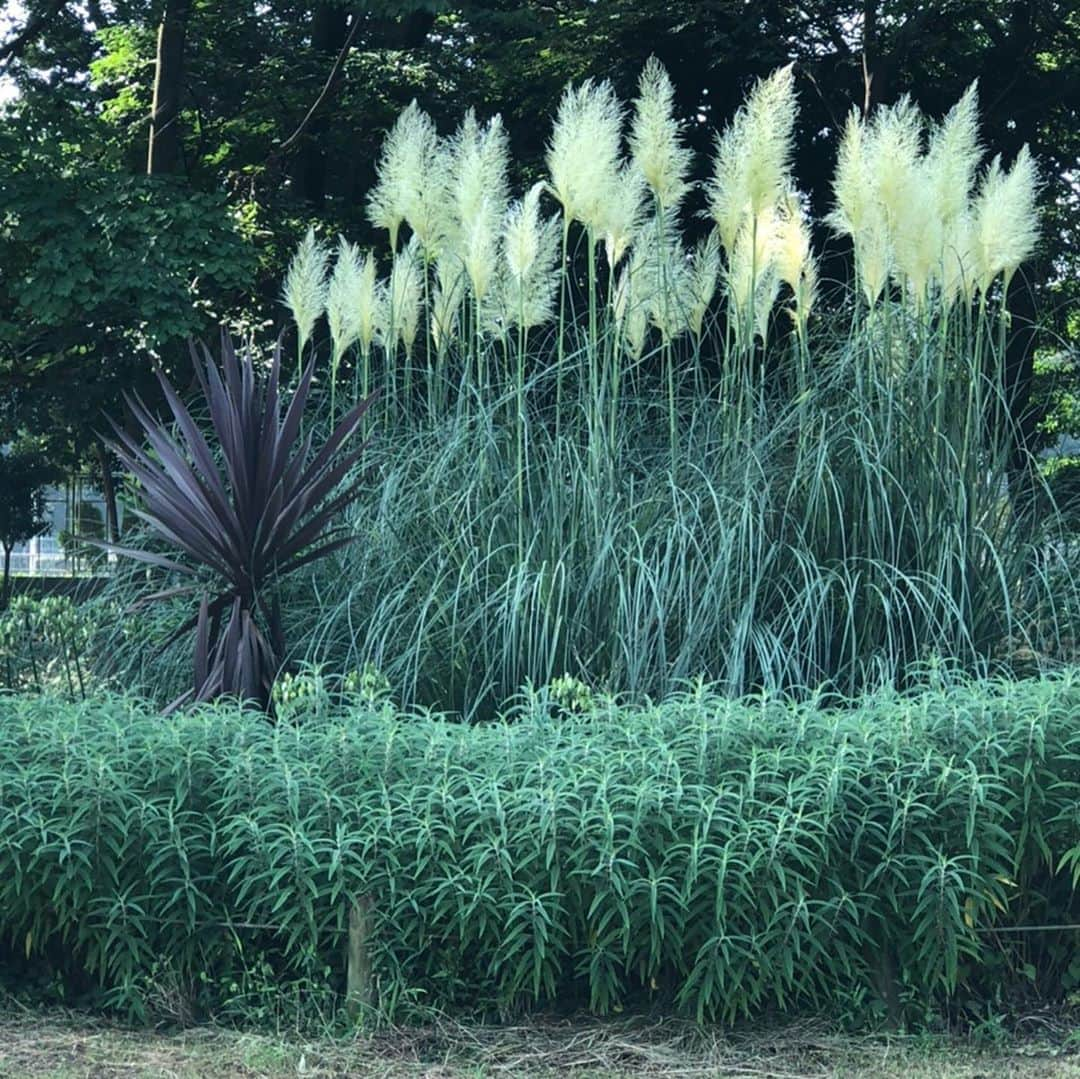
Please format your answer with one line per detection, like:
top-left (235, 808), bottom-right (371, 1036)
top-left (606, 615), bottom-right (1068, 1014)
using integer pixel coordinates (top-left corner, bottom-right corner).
top-left (1, 675), bottom-right (1077, 1027)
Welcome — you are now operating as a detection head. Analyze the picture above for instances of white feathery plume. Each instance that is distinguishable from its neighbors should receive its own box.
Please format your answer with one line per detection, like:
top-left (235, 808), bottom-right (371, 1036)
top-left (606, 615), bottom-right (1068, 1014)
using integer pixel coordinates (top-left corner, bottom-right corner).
top-left (504, 182), bottom-right (544, 281)
top-left (388, 237), bottom-right (422, 355)
top-left (941, 212), bottom-right (976, 307)
top-left (892, 160), bottom-right (943, 303)
top-left (869, 96), bottom-right (922, 229)
top-left (630, 56), bottom-right (692, 211)
top-left (546, 78), bottom-right (624, 236)
top-left (502, 182), bottom-right (561, 330)
top-left (368, 102), bottom-right (430, 251)
top-left (707, 64), bottom-right (797, 256)
top-left (827, 106), bottom-right (902, 308)
top-left (430, 255), bottom-right (468, 352)
top-left (685, 229), bottom-right (722, 339)
top-left (355, 250), bottom-right (382, 354)
top-left (282, 226), bottom-right (330, 357)
top-left (828, 110), bottom-right (871, 237)
top-left (623, 209), bottom-right (689, 344)
top-left (613, 226), bottom-right (662, 359)
top-left (773, 194), bottom-right (817, 324)
top-left (326, 237), bottom-right (366, 360)
top-left (652, 244), bottom-right (692, 343)
top-left (875, 97), bottom-right (954, 303)
top-left (613, 262), bottom-right (649, 361)
top-left (726, 208), bottom-right (781, 342)
top-left (857, 220), bottom-right (892, 309)
top-left (448, 110), bottom-right (510, 302)
top-left (601, 164), bottom-right (647, 271)
top-left (926, 84), bottom-right (981, 305)
top-left (926, 82), bottom-right (981, 229)
top-left (773, 193), bottom-right (810, 295)
top-left (367, 100), bottom-right (449, 255)
top-left (971, 144), bottom-right (1040, 295)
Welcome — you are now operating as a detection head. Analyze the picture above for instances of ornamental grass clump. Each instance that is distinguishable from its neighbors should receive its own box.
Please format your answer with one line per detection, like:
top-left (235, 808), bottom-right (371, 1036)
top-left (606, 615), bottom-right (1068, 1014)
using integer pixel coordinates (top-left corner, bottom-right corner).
top-left (95, 58), bottom-right (1073, 719)
top-left (828, 82), bottom-right (1039, 311)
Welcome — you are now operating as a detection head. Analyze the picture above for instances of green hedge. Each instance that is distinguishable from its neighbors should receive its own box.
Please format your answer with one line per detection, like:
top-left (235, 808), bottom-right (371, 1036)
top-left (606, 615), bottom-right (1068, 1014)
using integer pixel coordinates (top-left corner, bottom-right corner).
top-left (1, 676), bottom-right (1079, 1025)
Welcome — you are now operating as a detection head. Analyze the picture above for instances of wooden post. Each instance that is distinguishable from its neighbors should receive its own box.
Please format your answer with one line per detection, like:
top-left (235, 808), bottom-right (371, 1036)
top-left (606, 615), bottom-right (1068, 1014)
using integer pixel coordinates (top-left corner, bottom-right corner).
top-left (346, 897), bottom-right (373, 1018)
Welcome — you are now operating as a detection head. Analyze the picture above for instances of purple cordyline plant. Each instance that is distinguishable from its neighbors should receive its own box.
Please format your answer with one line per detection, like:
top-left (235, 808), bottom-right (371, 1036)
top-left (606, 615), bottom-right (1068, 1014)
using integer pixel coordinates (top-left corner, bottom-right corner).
top-left (104, 332), bottom-right (376, 713)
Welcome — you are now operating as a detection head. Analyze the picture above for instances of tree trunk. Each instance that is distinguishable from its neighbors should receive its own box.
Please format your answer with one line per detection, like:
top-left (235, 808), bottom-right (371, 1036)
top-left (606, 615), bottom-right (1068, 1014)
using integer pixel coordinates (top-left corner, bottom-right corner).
top-left (2, 543), bottom-right (11, 610)
top-left (346, 897), bottom-right (374, 1015)
top-left (147, 0), bottom-right (192, 175)
top-left (96, 439), bottom-right (120, 542)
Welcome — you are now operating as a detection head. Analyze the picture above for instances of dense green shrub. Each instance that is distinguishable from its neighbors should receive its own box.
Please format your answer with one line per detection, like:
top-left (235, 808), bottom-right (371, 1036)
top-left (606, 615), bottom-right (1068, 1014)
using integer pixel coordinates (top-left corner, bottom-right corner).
top-left (1, 675), bottom-right (1078, 1027)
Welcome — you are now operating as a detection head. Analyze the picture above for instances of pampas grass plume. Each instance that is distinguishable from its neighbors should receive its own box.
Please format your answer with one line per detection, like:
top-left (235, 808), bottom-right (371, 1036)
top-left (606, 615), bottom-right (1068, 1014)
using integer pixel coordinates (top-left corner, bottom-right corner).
top-left (828, 109), bottom-right (892, 308)
top-left (972, 144), bottom-right (1040, 294)
top-left (504, 182), bottom-right (544, 281)
top-left (367, 100), bottom-right (449, 255)
top-left (503, 182), bottom-right (561, 330)
top-left (326, 237), bottom-right (366, 359)
top-left (727, 209), bottom-right (780, 341)
top-left (926, 82), bottom-right (981, 227)
top-left (601, 165), bottom-right (647, 270)
top-left (774, 195), bottom-right (816, 324)
top-left (686, 230), bottom-right (721, 338)
top-left (630, 56), bottom-right (692, 210)
top-left (829, 110), bottom-right (870, 237)
top-left (870, 96), bottom-right (922, 227)
top-left (430, 256), bottom-right (467, 351)
top-left (368, 101), bottom-right (426, 252)
top-left (707, 64), bottom-right (796, 255)
top-left (449, 110), bottom-right (510, 301)
top-left (941, 213), bottom-right (976, 306)
top-left (283, 226), bottom-right (329, 357)
top-left (388, 238), bottom-right (423, 355)
top-left (774, 193), bottom-right (810, 294)
top-left (613, 261), bottom-right (649, 359)
top-left (546, 78), bottom-right (624, 236)
top-left (355, 250), bottom-right (382, 354)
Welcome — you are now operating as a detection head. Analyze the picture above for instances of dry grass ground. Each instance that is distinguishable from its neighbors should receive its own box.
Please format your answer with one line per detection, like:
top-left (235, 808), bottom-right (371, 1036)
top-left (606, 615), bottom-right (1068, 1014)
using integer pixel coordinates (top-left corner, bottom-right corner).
top-left (0, 1008), bottom-right (1078, 1079)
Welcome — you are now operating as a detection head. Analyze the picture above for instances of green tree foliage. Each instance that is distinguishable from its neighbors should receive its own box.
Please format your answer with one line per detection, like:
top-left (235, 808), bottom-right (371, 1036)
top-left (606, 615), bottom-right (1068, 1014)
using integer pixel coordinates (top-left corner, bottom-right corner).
top-left (0, 125), bottom-right (257, 526)
top-left (0, 162), bottom-right (257, 371)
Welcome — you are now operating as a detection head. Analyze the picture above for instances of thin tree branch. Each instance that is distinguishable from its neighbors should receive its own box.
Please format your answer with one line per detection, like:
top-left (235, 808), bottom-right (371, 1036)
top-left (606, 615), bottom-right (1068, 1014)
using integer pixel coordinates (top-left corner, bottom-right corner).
top-left (271, 11), bottom-right (362, 159)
